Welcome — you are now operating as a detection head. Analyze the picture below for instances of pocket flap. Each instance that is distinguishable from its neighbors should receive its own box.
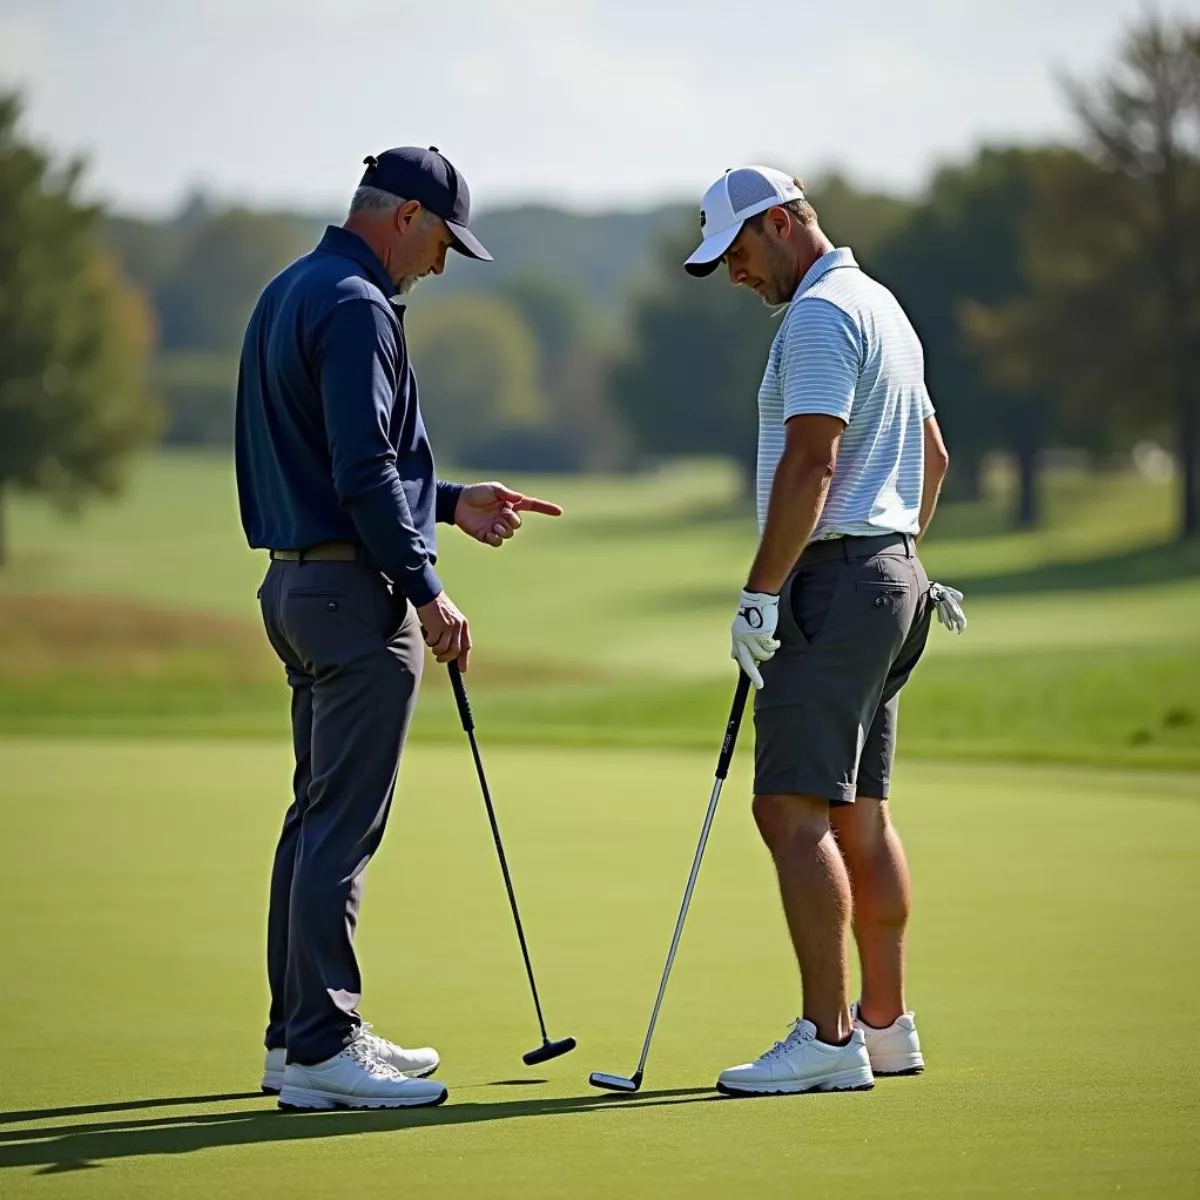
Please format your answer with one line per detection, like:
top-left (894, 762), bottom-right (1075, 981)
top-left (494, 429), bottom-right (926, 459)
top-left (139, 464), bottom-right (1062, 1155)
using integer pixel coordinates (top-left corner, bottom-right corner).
top-left (856, 580), bottom-right (910, 592)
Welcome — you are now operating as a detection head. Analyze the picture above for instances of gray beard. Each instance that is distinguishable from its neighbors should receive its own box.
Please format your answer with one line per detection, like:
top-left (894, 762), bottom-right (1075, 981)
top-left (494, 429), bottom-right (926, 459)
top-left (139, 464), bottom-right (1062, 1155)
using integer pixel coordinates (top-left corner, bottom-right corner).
top-left (395, 275), bottom-right (421, 296)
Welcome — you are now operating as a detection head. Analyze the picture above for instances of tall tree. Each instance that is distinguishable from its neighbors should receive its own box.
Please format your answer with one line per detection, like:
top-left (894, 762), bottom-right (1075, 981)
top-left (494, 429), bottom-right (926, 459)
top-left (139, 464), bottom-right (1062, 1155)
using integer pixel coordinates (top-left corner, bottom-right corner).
top-left (0, 92), bottom-right (158, 565)
top-left (1068, 16), bottom-right (1200, 538)
top-left (965, 18), bottom-right (1200, 538)
top-left (874, 146), bottom-right (1077, 525)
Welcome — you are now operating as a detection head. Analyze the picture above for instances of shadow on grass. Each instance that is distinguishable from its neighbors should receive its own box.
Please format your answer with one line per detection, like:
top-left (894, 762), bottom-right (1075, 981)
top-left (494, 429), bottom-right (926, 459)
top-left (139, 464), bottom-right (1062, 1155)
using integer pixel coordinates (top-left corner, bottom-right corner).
top-left (0, 1093), bottom-right (264, 1124)
top-left (953, 539), bottom-right (1200, 597)
top-left (645, 539), bottom-right (1200, 613)
top-left (0, 1089), bottom-right (721, 1175)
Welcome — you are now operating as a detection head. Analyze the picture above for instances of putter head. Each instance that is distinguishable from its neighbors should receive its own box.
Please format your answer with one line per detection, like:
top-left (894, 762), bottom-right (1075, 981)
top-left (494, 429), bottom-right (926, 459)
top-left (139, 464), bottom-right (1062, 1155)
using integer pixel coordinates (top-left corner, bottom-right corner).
top-left (589, 1070), bottom-right (642, 1093)
top-left (523, 1037), bottom-right (577, 1066)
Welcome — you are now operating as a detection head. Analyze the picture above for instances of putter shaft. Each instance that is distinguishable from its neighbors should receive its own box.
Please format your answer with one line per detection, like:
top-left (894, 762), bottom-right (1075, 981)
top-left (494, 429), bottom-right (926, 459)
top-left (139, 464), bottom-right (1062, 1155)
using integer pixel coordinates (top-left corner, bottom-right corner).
top-left (448, 663), bottom-right (575, 1063)
top-left (589, 674), bottom-right (750, 1091)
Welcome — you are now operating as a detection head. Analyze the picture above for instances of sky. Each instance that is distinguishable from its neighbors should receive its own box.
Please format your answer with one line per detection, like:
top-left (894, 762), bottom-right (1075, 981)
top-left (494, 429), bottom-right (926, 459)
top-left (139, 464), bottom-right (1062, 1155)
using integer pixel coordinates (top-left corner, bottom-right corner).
top-left (1, 0), bottom-right (1197, 216)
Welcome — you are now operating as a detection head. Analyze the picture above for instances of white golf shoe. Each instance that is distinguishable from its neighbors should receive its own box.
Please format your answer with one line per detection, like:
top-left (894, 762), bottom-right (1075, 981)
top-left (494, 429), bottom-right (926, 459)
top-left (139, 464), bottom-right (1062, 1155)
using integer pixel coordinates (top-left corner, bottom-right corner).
top-left (262, 1047), bottom-right (286, 1094)
top-left (717, 1019), bottom-right (874, 1097)
top-left (357, 1022), bottom-right (440, 1079)
top-left (261, 1022), bottom-right (439, 1095)
top-left (851, 1003), bottom-right (925, 1076)
top-left (277, 1032), bottom-right (447, 1110)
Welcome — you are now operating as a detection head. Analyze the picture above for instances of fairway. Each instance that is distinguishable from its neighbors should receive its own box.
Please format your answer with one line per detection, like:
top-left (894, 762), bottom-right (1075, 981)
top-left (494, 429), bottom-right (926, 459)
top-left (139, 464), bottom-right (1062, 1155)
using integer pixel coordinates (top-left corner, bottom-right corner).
top-left (2, 739), bottom-right (1198, 1198)
top-left (2, 453), bottom-right (1199, 769)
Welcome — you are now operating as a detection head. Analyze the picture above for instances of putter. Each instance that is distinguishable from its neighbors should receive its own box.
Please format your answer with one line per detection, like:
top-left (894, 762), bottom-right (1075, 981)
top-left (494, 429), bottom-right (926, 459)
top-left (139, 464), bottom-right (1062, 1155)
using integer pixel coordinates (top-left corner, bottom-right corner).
top-left (590, 672), bottom-right (752, 1093)
top-left (448, 662), bottom-right (576, 1066)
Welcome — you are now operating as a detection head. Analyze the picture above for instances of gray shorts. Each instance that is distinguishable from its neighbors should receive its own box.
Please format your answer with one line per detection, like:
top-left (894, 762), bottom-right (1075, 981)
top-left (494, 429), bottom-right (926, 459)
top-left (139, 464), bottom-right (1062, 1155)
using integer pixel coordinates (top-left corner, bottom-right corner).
top-left (753, 533), bottom-right (932, 805)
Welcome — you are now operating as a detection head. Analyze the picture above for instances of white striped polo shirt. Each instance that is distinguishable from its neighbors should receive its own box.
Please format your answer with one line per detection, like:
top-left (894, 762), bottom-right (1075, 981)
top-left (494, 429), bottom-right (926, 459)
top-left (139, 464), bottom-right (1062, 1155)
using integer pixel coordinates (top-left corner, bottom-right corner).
top-left (756, 247), bottom-right (934, 538)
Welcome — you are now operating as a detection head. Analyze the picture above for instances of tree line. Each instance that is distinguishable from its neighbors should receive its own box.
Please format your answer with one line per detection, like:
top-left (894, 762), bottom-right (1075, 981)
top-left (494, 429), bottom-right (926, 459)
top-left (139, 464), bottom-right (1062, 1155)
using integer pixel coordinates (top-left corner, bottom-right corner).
top-left (0, 14), bottom-right (1196, 562)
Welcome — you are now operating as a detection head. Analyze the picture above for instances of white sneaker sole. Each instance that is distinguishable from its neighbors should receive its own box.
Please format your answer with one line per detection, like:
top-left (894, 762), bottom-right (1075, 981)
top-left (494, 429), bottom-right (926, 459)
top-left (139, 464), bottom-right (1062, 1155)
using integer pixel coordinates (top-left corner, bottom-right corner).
top-left (716, 1066), bottom-right (875, 1097)
top-left (869, 1052), bottom-right (925, 1076)
top-left (277, 1083), bottom-right (448, 1111)
top-left (262, 1059), bottom-right (439, 1095)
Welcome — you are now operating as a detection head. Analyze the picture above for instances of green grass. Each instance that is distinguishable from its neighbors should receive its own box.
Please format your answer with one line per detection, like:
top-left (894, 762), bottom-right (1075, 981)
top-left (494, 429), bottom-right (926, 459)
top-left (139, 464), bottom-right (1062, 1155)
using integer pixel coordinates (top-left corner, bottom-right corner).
top-left (1, 741), bottom-right (1197, 1197)
top-left (3, 460), bottom-right (1198, 1194)
top-left (1, 453), bottom-right (1198, 767)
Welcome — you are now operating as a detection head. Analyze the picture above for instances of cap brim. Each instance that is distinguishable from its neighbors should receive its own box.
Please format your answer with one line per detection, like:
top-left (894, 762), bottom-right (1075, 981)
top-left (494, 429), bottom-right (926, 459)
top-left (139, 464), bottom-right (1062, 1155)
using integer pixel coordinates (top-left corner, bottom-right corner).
top-left (446, 220), bottom-right (493, 263)
top-left (683, 222), bottom-right (743, 277)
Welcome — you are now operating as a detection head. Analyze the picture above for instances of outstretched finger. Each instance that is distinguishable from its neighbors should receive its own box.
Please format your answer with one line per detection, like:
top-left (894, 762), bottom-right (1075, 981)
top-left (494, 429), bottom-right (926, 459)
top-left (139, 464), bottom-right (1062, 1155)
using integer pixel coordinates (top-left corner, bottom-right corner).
top-left (514, 494), bottom-right (563, 516)
top-left (488, 484), bottom-right (562, 517)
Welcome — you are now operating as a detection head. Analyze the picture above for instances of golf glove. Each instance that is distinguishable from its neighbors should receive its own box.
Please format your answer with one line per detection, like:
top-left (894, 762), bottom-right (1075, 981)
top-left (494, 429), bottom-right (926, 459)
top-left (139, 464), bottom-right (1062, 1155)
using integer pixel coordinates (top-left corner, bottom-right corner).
top-left (929, 582), bottom-right (967, 634)
top-left (731, 590), bottom-right (781, 690)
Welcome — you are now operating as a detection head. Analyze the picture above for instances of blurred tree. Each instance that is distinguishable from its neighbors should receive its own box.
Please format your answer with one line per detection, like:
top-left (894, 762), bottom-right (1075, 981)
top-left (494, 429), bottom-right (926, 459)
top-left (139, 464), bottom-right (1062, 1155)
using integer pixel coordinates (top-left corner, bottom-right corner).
top-left (407, 293), bottom-right (551, 468)
top-left (807, 172), bottom-right (913, 264)
top-left (970, 17), bottom-right (1200, 539)
top-left (498, 273), bottom-right (624, 470)
top-left (611, 229), bottom-right (774, 487)
top-left (157, 208), bottom-right (315, 352)
top-left (874, 146), bottom-right (1079, 526)
top-left (613, 175), bottom-right (915, 489)
top-left (0, 92), bottom-right (159, 565)
top-left (105, 205), bottom-right (322, 446)
top-left (499, 273), bottom-right (592, 369)
top-left (428, 204), bottom-right (695, 315)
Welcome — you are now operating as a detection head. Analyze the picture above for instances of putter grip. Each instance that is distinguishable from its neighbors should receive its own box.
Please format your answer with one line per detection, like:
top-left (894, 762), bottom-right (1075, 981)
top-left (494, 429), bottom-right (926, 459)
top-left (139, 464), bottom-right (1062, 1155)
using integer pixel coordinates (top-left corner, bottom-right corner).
top-left (447, 662), bottom-right (475, 732)
top-left (715, 673), bottom-right (752, 780)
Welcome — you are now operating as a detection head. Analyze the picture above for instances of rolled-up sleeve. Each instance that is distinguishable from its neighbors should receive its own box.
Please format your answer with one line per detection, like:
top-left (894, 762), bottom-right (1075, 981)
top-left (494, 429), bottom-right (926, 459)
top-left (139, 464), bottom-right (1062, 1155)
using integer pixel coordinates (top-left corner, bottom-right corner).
top-left (780, 298), bottom-right (863, 425)
top-left (317, 298), bottom-right (443, 607)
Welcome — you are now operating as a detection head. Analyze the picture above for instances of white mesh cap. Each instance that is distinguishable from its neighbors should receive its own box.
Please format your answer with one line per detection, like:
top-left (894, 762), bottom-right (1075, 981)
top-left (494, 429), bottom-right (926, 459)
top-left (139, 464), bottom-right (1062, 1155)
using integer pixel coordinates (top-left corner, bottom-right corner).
top-left (684, 166), bottom-right (806, 277)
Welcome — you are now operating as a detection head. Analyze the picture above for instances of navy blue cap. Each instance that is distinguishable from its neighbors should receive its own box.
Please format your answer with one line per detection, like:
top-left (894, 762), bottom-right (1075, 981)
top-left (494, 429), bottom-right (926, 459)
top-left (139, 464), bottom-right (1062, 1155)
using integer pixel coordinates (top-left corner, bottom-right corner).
top-left (360, 146), bottom-right (492, 263)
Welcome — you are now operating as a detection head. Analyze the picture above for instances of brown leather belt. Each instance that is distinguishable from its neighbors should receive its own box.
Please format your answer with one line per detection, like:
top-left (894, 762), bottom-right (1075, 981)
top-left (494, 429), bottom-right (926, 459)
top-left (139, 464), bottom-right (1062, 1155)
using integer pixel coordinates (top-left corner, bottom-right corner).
top-left (269, 542), bottom-right (360, 563)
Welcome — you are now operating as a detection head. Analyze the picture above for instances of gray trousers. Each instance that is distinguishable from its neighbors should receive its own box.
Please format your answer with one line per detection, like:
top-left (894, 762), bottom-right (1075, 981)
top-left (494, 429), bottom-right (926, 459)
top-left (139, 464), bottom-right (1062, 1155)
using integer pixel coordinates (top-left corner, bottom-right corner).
top-left (257, 557), bottom-right (423, 1065)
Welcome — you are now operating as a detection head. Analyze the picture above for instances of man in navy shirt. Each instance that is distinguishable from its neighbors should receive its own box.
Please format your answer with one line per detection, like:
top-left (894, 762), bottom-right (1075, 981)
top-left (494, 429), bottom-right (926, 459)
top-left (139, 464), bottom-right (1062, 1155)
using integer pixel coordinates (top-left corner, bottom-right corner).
top-left (236, 146), bottom-right (560, 1111)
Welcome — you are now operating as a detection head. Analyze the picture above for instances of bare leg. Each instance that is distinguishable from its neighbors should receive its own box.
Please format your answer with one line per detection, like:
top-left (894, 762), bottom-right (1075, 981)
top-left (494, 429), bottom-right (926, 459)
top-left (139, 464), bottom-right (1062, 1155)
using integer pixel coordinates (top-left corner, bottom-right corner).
top-left (752, 793), bottom-right (853, 1045)
top-left (830, 797), bottom-right (911, 1028)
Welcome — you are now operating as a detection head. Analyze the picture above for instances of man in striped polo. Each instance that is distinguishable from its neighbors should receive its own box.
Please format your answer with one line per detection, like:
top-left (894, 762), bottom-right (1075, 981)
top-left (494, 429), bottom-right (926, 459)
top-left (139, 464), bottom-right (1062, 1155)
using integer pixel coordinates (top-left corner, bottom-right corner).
top-left (683, 166), bottom-right (961, 1097)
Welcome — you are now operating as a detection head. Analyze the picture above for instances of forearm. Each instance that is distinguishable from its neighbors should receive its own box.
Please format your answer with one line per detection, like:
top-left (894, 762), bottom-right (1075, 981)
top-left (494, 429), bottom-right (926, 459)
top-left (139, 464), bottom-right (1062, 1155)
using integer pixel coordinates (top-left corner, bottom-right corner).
top-left (746, 453), bottom-right (834, 593)
top-left (917, 461), bottom-right (947, 542)
top-left (343, 475), bottom-right (443, 606)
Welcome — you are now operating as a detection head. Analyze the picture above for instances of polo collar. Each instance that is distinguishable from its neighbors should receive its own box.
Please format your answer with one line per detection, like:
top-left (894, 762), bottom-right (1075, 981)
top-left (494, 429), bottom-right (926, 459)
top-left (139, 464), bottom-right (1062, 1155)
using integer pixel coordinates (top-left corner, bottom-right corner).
top-left (315, 225), bottom-right (398, 299)
top-left (793, 247), bottom-right (858, 300)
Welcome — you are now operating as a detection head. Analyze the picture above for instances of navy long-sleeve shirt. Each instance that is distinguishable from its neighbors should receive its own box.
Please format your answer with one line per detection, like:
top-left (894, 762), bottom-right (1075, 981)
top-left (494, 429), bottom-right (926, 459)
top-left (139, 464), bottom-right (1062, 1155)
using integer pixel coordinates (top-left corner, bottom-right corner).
top-left (235, 225), bottom-right (461, 608)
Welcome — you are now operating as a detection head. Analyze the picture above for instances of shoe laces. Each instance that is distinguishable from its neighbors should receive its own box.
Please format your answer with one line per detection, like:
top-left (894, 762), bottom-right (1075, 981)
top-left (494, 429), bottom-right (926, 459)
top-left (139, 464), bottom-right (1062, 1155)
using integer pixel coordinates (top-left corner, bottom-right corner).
top-left (346, 1029), bottom-right (401, 1078)
top-left (759, 1019), bottom-right (814, 1062)
top-left (357, 1021), bottom-right (383, 1048)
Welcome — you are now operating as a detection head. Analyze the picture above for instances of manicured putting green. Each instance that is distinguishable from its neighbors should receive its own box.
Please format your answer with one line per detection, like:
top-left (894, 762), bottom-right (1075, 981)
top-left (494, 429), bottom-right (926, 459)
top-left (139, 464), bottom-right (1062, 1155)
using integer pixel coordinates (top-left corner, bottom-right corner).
top-left (1, 741), bottom-right (1197, 1197)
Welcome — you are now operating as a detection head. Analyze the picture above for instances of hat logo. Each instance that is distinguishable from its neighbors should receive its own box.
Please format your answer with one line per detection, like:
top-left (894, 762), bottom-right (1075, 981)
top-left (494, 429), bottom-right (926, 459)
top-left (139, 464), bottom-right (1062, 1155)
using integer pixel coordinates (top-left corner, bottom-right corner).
top-left (699, 208), bottom-right (707, 230)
